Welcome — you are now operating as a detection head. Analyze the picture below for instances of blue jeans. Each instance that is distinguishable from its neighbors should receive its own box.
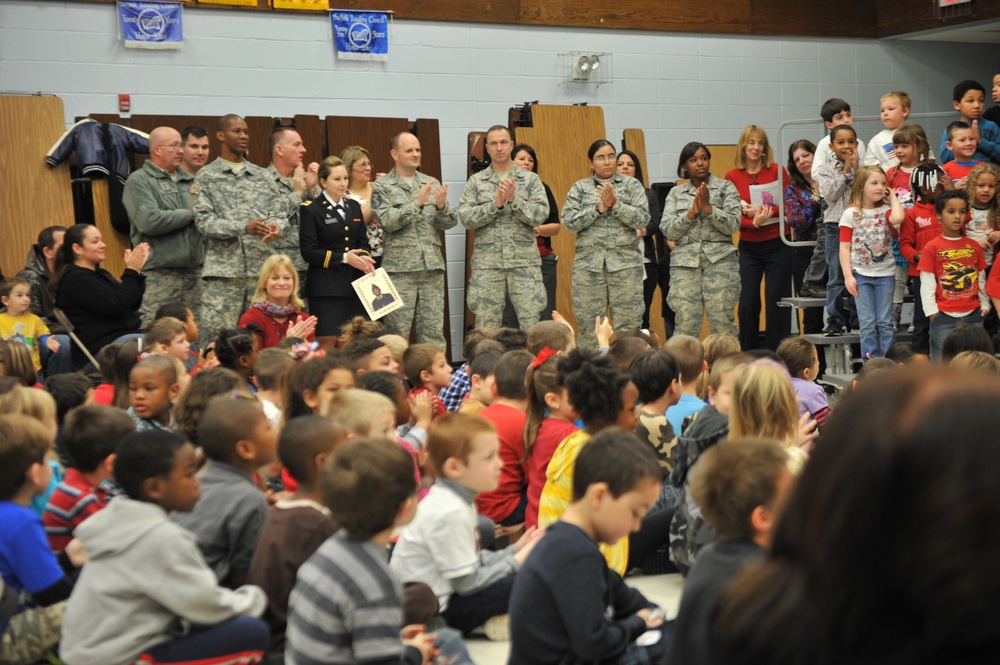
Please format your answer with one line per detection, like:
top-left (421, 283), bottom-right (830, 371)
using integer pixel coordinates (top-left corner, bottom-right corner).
top-left (39, 334), bottom-right (73, 376)
top-left (930, 310), bottom-right (984, 362)
top-left (854, 273), bottom-right (895, 360)
top-left (442, 574), bottom-right (515, 634)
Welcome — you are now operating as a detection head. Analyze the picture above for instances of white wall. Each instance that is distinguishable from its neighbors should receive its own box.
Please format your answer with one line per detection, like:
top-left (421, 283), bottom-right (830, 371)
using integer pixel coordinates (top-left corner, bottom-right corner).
top-left (3, 0), bottom-right (998, 357)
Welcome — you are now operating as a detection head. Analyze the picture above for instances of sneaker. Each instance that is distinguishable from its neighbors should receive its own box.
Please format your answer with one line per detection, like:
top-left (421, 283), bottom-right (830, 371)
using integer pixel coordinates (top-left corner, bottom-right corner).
top-left (483, 614), bottom-right (510, 642)
top-left (800, 282), bottom-right (827, 298)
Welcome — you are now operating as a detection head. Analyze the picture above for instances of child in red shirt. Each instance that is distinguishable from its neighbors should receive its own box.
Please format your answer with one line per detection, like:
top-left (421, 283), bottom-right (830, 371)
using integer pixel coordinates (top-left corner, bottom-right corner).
top-left (919, 191), bottom-right (990, 361)
top-left (522, 351), bottom-right (580, 530)
top-left (403, 343), bottom-right (451, 419)
top-left (899, 164), bottom-right (955, 355)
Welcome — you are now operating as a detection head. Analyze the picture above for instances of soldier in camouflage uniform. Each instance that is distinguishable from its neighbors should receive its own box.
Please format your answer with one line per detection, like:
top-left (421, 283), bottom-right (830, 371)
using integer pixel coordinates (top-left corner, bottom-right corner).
top-left (193, 115), bottom-right (288, 346)
top-left (563, 140), bottom-right (649, 349)
top-left (266, 127), bottom-right (319, 297)
top-left (459, 125), bottom-right (548, 329)
top-left (660, 143), bottom-right (741, 338)
top-left (370, 132), bottom-right (458, 348)
top-left (122, 126), bottom-right (205, 327)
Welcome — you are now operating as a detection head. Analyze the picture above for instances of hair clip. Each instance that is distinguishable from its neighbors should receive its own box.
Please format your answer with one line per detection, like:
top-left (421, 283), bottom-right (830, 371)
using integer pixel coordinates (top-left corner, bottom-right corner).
top-left (531, 346), bottom-right (557, 369)
top-left (287, 340), bottom-right (326, 362)
top-left (137, 350), bottom-right (158, 361)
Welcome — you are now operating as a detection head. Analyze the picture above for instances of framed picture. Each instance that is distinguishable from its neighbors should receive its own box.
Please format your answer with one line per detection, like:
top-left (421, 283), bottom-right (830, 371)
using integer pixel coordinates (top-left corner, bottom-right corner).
top-left (352, 267), bottom-right (404, 320)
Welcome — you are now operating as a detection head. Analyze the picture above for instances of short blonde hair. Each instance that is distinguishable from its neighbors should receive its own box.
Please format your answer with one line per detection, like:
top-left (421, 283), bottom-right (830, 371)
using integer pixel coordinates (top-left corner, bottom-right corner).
top-left (729, 363), bottom-right (799, 445)
top-left (320, 388), bottom-right (395, 436)
top-left (734, 125), bottom-right (772, 170)
top-left (881, 90), bottom-right (912, 109)
top-left (252, 254), bottom-right (305, 311)
top-left (950, 350), bottom-right (1000, 374)
top-left (145, 316), bottom-right (186, 348)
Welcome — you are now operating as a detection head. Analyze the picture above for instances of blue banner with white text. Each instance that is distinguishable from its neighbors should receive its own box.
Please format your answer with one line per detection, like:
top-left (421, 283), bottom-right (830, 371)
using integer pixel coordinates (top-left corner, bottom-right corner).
top-left (330, 10), bottom-right (389, 61)
top-left (118, 1), bottom-right (183, 50)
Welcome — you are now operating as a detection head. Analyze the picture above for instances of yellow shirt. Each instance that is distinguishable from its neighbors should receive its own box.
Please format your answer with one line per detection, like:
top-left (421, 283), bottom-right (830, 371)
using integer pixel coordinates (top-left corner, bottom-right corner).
top-left (0, 312), bottom-right (50, 372)
top-left (538, 430), bottom-right (629, 574)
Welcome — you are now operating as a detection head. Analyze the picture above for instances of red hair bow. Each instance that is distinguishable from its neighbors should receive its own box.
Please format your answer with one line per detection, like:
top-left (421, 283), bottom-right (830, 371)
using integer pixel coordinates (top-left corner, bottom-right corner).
top-left (531, 346), bottom-right (556, 369)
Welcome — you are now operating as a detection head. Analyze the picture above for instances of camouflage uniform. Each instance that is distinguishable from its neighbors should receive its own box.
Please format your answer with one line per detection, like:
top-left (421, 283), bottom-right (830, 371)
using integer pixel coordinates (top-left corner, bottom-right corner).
top-left (660, 174), bottom-right (741, 338)
top-left (370, 168), bottom-right (458, 347)
top-left (459, 164), bottom-right (548, 328)
top-left (265, 162), bottom-right (315, 279)
top-left (193, 158), bottom-right (288, 345)
top-left (563, 173), bottom-right (649, 348)
top-left (122, 159), bottom-right (205, 326)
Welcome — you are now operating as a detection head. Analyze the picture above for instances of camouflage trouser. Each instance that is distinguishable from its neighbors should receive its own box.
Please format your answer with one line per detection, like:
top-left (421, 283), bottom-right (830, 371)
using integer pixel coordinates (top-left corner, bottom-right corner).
top-left (468, 265), bottom-right (545, 329)
top-left (0, 600), bottom-right (65, 664)
top-left (140, 267), bottom-right (203, 328)
top-left (668, 254), bottom-right (740, 339)
top-left (572, 264), bottom-right (643, 349)
top-left (385, 269), bottom-right (447, 349)
top-left (199, 276), bottom-right (258, 347)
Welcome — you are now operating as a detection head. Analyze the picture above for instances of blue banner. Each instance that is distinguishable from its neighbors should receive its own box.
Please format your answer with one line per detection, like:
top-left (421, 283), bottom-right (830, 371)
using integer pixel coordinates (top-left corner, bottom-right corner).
top-left (118, 1), bottom-right (183, 50)
top-left (330, 10), bottom-right (389, 61)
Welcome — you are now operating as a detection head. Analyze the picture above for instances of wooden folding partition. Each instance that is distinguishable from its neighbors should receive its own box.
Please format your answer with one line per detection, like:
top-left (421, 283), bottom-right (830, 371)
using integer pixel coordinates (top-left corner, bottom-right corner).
top-left (325, 116), bottom-right (410, 176)
top-left (0, 95), bottom-right (76, 278)
top-left (515, 104), bottom-right (607, 334)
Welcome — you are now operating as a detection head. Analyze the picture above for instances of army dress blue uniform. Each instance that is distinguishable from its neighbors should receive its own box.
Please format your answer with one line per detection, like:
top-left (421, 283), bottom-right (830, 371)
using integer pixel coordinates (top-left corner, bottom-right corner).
top-left (299, 194), bottom-right (371, 337)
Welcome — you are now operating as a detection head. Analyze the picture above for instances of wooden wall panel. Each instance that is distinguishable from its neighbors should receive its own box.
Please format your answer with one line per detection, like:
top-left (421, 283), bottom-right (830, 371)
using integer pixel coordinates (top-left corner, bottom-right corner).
top-left (66, 0), bottom-right (961, 38)
top-left (294, 115), bottom-right (327, 166)
top-left (414, 119), bottom-right (442, 183)
top-left (1, 96), bottom-right (76, 278)
top-left (326, 116), bottom-right (410, 177)
top-left (516, 105), bottom-right (606, 335)
top-left (877, 0), bottom-right (1000, 38)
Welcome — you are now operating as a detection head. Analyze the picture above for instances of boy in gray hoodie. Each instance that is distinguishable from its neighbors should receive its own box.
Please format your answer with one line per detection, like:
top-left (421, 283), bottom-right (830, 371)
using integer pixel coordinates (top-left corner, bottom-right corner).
top-left (60, 430), bottom-right (269, 665)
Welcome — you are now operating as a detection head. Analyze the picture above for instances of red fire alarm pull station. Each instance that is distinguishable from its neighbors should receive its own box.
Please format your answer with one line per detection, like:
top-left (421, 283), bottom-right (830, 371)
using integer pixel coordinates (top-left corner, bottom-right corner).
top-left (119, 94), bottom-right (131, 113)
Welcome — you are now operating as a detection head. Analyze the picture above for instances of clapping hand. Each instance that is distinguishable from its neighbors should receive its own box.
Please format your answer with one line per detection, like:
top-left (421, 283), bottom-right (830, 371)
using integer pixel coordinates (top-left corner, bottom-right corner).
top-left (124, 242), bottom-right (150, 272)
top-left (596, 183), bottom-right (616, 212)
top-left (432, 183), bottom-right (449, 210)
top-left (417, 181), bottom-right (434, 207)
top-left (286, 314), bottom-right (318, 340)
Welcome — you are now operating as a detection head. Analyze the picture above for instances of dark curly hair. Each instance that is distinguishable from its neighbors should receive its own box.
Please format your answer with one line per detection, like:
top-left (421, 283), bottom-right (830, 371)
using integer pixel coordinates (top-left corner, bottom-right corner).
top-left (560, 349), bottom-right (628, 428)
top-left (215, 328), bottom-right (256, 371)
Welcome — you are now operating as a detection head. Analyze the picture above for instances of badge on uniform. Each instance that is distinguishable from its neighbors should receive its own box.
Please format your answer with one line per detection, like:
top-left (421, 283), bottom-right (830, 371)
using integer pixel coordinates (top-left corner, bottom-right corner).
top-left (190, 184), bottom-right (199, 195)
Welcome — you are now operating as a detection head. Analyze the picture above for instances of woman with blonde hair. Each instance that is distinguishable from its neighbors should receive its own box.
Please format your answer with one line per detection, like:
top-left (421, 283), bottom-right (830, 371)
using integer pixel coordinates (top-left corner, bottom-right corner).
top-left (726, 125), bottom-right (793, 351)
top-left (340, 145), bottom-right (385, 268)
top-left (238, 253), bottom-right (317, 350)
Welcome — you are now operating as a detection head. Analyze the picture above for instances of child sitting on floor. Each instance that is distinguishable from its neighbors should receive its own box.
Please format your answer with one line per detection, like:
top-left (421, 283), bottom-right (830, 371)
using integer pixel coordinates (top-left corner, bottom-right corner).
top-left (666, 438), bottom-right (796, 665)
top-left (43, 405), bottom-right (135, 552)
top-left (776, 336), bottom-right (831, 428)
top-left (509, 428), bottom-right (667, 665)
top-left (61, 430), bottom-right (269, 665)
top-left (172, 396), bottom-right (277, 588)
top-left (390, 413), bottom-right (543, 638)
top-left (404, 343), bottom-right (453, 419)
top-left (630, 348), bottom-right (682, 511)
top-left (286, 438), bottom-right (437, 665)
top-left (127, 355), bottom-right (181, 432)
top-left (247, 416), bottom-right (345, 660)
top-left (0, 416), bottom-right (83, 664)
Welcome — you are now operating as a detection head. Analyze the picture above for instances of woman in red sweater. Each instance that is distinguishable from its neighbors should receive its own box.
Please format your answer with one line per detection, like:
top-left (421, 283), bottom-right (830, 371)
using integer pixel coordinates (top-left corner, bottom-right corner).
top-left (239, 254), bottom-right (317, 350)
top-left (726, 125), bottom-right (793, 351)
